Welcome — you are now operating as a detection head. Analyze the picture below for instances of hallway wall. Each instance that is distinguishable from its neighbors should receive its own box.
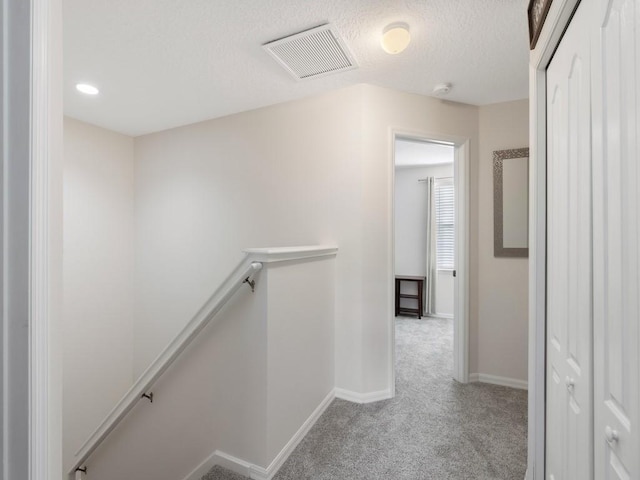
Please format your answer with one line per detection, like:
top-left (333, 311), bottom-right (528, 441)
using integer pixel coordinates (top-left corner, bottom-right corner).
top-left (477, 99), bottom-right (529, 382)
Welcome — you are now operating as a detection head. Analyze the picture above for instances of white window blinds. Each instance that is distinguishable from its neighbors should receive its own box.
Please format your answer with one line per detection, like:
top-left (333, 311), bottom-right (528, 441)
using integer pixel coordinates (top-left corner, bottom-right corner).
top-left (435, 178), bottom-right (455, 270)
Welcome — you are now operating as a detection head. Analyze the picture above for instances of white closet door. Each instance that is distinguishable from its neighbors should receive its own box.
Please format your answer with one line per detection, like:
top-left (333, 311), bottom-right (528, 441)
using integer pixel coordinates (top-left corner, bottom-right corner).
top-left (592, 0), bottom-right (640, 477)
top-left (546, 0), bottom-right (593, 478)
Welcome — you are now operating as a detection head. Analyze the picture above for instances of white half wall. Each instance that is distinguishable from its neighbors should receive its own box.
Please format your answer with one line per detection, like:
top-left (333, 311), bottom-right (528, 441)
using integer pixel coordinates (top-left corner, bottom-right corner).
top-left (63, 117), bottom-right (136, 471)
top-left (80, 254), bottom-right (336, 480)
top-left (266, 258), bottom-right (335, 461)
top-left (477, 100), bottom-right (529, 382)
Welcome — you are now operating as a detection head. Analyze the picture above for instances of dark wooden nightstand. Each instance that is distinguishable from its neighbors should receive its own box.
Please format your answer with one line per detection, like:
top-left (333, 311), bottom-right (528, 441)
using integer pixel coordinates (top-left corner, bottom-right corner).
top-left (395, 275), bottom-right (425, 318)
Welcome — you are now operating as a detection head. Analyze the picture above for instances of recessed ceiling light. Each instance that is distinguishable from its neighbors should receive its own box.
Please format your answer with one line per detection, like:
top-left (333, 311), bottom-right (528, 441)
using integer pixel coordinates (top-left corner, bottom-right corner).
top-left (381, 23), bottom-right (411, 55)
top-left (76, 83), bottom-right (99, 95)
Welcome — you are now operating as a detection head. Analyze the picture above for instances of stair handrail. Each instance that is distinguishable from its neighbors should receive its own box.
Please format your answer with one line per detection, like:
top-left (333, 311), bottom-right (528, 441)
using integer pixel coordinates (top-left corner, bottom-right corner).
top-left (68, 255), bottom-right (264, 478)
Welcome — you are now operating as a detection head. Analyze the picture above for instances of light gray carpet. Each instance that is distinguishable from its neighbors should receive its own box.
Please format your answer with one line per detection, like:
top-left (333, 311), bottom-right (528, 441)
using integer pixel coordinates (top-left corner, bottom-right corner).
top-left (205, 317), bottom-right (527, 480)
top-left (202, 466), bottom-right (250, 480)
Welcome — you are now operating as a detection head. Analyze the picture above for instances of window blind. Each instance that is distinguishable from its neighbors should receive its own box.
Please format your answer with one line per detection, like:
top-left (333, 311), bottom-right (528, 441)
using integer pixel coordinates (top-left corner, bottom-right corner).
top-left (435, 178), bottom-right (455, 270)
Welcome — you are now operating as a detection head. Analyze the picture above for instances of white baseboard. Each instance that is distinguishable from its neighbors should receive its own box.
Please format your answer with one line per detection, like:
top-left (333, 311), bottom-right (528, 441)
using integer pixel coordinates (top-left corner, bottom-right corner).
top-left (422, 312), bottom-right (454, 319)
top-left (259, 389), bottom-right (335, 479)
top-left (182, 389), bottom-right (335, 480)
top-left (180, 449), bottom-right (252, 480)
top-left (469, 373), bottom-right (528, 390)
top-left (334, 387), bottom-right (393, 404)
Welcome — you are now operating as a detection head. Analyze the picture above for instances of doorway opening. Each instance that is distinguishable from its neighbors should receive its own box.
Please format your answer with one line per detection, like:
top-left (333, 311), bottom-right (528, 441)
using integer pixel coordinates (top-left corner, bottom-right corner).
top-left (389, 132), bottom-right (469, 394)
top-left (394, 139), bottom-right (455, 319)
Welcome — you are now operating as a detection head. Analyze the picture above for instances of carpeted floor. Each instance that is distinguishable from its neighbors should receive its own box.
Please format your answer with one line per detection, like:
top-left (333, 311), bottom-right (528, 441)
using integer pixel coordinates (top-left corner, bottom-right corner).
top-left (205, 317), bottom-right (527, 480)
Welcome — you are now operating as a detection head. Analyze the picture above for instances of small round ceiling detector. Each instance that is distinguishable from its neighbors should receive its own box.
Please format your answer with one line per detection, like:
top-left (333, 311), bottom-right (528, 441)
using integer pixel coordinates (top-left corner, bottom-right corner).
top-left (381, 23), bottom-right (411, 55)
top-left (433, 83), bottom-right (452, 96)
top-left (76, 83), bottom-right (100, 95)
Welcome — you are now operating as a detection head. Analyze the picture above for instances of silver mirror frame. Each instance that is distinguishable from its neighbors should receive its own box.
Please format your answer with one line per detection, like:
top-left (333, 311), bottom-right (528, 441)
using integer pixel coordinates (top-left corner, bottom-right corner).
top-left (493, 148), bottom-right (529, 258)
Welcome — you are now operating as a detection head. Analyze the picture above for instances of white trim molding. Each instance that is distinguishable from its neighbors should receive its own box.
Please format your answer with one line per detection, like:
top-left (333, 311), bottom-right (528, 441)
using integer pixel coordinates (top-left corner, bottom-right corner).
top-left (528, 1), bottom-right (581, 480)
top-left (453, 139), bottom-right (470, 384)
top-left (469, 373), bottom-right (528, 391)
top-left (182, 390), bottom-right (336, 480)
top-left (3, 0), bottom-right (62, 478)
top-left (334, 388), bottom-right (393, 404)
top-left (30, 0), bottom-right (53, 478)
top-left (431, 313), bottom-right (454, 320)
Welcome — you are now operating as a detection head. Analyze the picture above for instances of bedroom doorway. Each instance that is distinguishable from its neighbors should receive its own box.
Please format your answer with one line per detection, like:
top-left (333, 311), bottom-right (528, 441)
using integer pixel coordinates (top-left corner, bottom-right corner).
top-left (394, 139), bottom-right (455, 319)
top-left (390, 132), bottom-right (469, 390)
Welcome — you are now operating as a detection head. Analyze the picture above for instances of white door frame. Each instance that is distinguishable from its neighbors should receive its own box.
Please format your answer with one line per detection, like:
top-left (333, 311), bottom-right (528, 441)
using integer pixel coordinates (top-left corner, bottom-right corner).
top-left (388, 129), bottom-right (470, 394)
top-left (3, 0), bottom-right (63, 478)
top-left (527, 1), bottom-right (581, 479)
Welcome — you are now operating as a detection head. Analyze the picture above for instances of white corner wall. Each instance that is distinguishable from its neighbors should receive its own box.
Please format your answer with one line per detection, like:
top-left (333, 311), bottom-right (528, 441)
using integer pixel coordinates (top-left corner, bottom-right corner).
top-left (63, 117), bottom-right (136, 471)
top-left (394, 164), bottom-right (455, 316)
top-left (477, 100), bottom-right (529, 383)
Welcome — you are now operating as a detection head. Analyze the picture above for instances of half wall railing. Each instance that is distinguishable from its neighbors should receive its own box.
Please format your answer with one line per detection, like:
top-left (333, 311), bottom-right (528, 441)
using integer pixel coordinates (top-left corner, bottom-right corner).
top-left (68, 245), bottom-right (337, 479)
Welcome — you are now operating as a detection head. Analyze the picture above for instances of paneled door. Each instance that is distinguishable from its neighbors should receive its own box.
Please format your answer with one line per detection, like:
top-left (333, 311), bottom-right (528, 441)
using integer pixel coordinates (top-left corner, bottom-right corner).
top-left (592, 0), bottom-right (640, 477)
top-left (546, 0), bottom-right (593, 478)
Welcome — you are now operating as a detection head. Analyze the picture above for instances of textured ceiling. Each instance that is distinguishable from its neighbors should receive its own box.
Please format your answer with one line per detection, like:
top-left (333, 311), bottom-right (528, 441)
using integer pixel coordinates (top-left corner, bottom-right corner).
top-left (64, 0), bottom-right (530, 136)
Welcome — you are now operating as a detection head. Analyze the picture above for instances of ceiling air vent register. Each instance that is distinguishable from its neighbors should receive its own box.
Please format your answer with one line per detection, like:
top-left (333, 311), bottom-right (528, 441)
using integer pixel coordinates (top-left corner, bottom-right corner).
top-left (263, 24), bottom-right (357, 81)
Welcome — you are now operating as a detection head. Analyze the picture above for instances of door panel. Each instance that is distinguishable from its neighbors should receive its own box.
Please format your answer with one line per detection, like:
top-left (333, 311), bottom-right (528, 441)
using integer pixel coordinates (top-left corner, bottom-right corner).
top-left (592, 0), bottom-right (640, 478)
top-left (546, 0), bottom-right (593, 478)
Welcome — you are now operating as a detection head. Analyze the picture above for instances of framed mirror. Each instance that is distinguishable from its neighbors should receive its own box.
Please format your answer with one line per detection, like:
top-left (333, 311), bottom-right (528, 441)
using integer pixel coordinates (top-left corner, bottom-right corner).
top-left (493, 148), bottom-right (529, 257)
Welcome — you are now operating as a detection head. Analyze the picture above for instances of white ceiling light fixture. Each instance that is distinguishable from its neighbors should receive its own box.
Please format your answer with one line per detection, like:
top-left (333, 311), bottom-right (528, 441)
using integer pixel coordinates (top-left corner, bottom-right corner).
top-left (381, 22), bottom-right (411, 54)
top-left (76, 83), bottom-right (99, 95)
